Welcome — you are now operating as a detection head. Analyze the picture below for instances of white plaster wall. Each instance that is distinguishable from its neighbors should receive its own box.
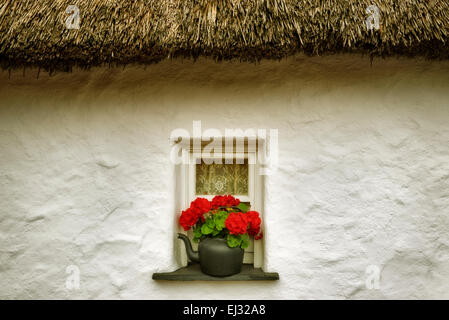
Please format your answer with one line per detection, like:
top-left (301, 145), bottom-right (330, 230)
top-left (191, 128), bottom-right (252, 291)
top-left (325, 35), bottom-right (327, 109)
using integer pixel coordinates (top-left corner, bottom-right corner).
top-left (0, 55), bottom-right (449, 299)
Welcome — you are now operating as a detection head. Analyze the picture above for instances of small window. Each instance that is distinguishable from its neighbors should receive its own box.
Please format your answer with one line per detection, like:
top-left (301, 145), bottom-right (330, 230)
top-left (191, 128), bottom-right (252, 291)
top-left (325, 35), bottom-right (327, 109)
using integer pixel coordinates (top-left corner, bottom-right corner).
top-left (174, 137), bottom-right (264, 268)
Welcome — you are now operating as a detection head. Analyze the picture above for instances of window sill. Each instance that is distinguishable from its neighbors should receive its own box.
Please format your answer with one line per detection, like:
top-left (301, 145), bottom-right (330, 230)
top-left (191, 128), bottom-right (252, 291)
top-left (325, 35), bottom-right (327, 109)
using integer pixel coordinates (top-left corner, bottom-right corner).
top-left (152, 264), bottom-right (279, 281)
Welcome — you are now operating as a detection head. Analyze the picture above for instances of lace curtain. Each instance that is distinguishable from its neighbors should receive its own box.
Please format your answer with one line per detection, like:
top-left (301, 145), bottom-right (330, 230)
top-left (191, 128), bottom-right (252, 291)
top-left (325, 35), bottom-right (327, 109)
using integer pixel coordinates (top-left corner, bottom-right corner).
top-left (196, 160), bottom-right (248, 195)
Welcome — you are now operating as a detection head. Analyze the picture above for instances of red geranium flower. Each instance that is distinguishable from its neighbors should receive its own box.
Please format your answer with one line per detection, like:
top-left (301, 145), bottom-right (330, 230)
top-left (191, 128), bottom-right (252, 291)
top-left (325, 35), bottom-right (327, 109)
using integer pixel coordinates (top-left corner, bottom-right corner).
top-left (245, 211), bottom-right (261, 236)
top-left (225, 212), bottom-right (248, 235)
top-left (190, 197), bottom-right (211, 214)
top-left (179, 208), bottom-right (199, 231)
top-left (179, 198), bottom-right (212, 230)
top-left (211, 195), bottom-right (240, 209)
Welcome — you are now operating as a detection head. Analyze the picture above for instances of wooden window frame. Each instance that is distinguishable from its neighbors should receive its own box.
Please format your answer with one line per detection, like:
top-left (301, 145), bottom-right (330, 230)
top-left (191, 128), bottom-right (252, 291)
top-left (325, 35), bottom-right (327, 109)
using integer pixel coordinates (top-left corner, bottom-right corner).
top-left (174, 136), bottom-right (265, 268)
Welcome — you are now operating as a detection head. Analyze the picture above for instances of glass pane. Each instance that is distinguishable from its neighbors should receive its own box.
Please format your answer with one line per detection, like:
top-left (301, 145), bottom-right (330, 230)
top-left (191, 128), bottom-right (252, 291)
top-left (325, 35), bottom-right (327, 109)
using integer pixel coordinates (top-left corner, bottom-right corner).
top-left (196, 159), bottom-right (248, 195)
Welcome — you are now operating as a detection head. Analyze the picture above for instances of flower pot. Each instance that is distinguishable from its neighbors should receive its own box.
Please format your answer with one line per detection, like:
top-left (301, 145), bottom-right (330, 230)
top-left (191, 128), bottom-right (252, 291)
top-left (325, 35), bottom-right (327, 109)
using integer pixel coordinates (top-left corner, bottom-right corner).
top-left (178, 233), bottom-right (244, 277)
top-left (199, 238), bottom-right (244, 276)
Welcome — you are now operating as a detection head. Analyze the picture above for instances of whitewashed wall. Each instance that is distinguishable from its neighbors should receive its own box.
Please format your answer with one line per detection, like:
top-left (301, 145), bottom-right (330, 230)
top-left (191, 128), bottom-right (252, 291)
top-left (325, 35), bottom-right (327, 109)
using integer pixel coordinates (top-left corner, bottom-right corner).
top-left (1, 55), bottom-right (449, 299)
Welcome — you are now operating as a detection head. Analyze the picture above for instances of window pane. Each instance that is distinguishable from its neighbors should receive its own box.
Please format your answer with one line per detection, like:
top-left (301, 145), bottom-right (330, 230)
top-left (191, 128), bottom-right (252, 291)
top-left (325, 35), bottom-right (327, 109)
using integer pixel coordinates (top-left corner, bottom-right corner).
top-left (196, 159), bottom-right (248, 195)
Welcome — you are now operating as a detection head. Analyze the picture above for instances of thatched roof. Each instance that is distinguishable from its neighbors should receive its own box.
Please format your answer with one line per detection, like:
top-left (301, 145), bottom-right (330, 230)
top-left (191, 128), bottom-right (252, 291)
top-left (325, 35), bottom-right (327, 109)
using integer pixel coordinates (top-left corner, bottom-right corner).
top-left (1, 0), bottom-right (449, 71)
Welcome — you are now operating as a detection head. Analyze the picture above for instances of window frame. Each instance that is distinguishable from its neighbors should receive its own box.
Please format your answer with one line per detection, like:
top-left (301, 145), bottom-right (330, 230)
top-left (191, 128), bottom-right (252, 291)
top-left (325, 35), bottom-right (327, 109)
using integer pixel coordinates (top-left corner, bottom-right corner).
top-left (175, 137), bottom-right (264, 268)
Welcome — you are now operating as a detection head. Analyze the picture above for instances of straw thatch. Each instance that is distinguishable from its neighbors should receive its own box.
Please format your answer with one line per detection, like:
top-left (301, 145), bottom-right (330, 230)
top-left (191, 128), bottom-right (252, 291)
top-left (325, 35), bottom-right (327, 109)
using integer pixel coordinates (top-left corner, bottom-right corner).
top-left (1, 0), bottom-right (448, 71)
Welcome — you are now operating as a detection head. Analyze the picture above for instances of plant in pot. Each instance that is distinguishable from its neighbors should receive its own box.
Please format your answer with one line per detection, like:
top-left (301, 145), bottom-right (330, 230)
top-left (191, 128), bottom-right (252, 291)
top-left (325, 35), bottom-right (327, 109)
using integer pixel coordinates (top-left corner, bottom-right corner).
top-left (178, 195), bottom-right (263, 277)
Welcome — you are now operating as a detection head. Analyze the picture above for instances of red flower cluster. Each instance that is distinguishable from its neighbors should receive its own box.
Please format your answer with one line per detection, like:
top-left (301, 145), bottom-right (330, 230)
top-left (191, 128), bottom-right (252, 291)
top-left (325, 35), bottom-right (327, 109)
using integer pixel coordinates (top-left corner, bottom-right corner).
top-left (179, 198), bottom-right (211, 231)
top-left (190, 197), bottom-right (211, 214)
top-left (179, 208), bottom-right (200, 231)
top-left (246, 211), bottom-right (262, 236)
top-left (211, 195), bottom-right (240, 209)
top-left (225, 212), bottom-right (248, 235)
top-left (224, 210), bottom-right (263, 238)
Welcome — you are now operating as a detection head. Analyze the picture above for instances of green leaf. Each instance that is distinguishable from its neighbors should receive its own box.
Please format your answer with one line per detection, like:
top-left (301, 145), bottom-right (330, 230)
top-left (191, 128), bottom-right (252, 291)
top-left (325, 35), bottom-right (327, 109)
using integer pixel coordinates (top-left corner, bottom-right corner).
top-left (216, 210), bottom-right (228, 218)
top-left (237, 203), bottom-right (249, 213)
top-left (193, 228), bottom-right (202, 239)
top-left (227, 234), bottom-right (242, 248)
top-left (212, 230), bottom-right (220, 236)
top-left (214, 217), bottom-right (225, 231)
top-left (201, 224), bottom-right (213, 235)
top-left (206, 218), bottom-right (215, 228)
top-left (215, 220), bottom-right (225, 231)
top-left (213, 211), bottom-right (229, 231)
top-left (240, 233), bottom-right (250, 249)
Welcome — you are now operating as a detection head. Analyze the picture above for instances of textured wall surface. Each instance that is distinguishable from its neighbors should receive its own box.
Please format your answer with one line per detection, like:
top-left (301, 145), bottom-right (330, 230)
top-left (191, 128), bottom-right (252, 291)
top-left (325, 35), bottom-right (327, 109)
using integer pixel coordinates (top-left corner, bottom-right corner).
top-left (0, 55), bottom-right (449, 299)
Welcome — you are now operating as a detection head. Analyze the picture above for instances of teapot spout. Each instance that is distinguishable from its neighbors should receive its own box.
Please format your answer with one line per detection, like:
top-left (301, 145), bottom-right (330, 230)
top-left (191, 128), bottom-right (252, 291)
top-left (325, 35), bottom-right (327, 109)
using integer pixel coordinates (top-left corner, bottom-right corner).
top-left (177, 233), bottom-right (199, 263)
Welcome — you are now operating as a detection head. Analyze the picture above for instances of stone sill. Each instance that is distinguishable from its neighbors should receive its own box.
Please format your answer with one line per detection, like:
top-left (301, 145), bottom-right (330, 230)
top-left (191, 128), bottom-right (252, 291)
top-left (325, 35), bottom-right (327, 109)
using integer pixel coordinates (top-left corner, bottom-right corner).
top-left (152, 263), bottom-right (279, 281)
